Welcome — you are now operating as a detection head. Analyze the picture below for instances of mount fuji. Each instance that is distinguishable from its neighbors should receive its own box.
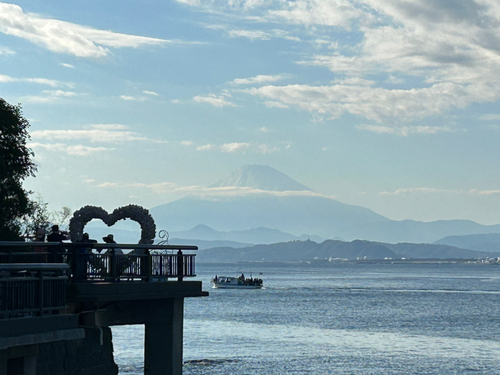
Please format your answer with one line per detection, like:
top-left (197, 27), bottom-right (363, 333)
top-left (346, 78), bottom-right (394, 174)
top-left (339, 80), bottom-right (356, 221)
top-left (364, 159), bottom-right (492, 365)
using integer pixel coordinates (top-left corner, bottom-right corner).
top-left (150, 165), bottom-right (389, 239)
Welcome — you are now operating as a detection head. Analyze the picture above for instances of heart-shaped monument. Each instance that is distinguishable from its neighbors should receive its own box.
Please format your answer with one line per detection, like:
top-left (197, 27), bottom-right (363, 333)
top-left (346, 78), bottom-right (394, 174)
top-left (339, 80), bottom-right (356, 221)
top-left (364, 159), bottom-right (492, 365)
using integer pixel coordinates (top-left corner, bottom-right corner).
top-left (69, 204), bottom-right (156, 244)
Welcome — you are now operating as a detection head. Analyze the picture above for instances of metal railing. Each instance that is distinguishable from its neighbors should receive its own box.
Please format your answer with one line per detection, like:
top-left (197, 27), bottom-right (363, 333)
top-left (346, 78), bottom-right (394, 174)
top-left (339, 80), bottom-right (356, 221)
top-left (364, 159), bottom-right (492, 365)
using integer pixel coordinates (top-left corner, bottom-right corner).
top-left (0, 263), bottom-right (69, 319)
top-left (0, 242), bottom-right (198, 283)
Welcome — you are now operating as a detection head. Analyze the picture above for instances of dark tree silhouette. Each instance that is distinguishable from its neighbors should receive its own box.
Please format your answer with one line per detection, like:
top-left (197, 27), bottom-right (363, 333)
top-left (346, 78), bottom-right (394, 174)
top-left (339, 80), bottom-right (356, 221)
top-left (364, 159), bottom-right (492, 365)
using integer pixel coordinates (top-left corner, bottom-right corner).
top-left (0, 99), bottom-right (37, 240)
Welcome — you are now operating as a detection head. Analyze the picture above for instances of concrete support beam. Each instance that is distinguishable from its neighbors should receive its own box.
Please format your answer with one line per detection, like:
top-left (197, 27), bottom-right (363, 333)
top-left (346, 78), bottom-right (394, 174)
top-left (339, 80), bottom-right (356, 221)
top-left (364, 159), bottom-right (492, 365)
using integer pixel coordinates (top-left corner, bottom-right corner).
top-left (144, 299), bottom-right (184, 375)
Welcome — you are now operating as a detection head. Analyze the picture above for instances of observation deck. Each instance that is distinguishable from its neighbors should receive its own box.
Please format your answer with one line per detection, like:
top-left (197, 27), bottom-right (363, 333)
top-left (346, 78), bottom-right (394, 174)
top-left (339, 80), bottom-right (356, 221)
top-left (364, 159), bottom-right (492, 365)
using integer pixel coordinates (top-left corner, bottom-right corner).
top-left (0, 241), bottom-right (208, 375)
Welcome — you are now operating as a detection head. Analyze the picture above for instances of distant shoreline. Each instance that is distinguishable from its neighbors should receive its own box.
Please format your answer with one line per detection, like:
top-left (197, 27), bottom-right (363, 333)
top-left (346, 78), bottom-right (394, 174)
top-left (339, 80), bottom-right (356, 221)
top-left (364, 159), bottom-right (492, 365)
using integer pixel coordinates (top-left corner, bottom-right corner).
top-left (198, 258), bottom-right (495, 267)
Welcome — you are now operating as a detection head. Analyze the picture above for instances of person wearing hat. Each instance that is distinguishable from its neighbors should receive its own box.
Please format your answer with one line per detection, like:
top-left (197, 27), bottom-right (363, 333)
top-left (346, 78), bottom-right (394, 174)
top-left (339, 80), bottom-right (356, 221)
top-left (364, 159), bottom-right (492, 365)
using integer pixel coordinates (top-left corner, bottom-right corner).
top-left (100, 234), bottom-right (123, 254)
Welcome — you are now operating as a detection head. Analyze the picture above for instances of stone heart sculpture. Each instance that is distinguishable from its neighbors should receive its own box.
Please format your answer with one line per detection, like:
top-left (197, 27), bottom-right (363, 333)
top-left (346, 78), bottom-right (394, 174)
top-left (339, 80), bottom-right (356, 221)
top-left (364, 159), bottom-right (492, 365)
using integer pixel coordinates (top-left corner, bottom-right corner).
top-left (69, 204), bottom-right (156, 244)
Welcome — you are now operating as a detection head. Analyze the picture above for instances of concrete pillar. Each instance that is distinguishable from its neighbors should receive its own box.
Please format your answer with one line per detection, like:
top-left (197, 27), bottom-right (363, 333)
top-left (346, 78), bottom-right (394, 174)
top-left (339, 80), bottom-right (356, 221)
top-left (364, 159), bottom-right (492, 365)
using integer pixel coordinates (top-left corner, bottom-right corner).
top-left (144, 299), bottom-right (184, 375)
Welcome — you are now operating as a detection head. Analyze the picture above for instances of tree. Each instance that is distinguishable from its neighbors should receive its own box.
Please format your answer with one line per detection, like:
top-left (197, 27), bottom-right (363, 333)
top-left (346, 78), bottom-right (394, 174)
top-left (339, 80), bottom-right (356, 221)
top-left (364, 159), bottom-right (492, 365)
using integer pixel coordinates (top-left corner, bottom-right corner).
top-left (0, 98), bottom-right (37, 240)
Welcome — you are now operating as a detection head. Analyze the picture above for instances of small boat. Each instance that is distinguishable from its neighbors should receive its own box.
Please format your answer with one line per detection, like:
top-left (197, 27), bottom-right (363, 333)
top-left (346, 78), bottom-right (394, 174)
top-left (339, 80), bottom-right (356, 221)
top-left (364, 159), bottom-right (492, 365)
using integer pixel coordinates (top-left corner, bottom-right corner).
top-left (211, 274), bottom-right (263, 289)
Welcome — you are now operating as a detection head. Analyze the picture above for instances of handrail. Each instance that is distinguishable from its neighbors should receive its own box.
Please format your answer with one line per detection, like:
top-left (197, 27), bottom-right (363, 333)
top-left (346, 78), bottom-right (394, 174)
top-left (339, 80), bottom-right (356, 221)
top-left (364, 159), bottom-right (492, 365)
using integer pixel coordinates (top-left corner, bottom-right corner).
top-left (0, 241), bottom-right (197, 282)
top-left (0, 263), bottom-right (70, 271)
top-left (0, 241), bottom-right (198, 251)
top-left (0, 263), bottom-right (68, 319)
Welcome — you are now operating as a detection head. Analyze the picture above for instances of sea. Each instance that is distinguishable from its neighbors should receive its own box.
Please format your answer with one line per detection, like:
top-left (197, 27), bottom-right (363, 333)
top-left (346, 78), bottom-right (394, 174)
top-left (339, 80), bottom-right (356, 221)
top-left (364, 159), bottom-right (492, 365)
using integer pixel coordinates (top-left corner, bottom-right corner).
top-left (112, 262), bottom-right (500, 374)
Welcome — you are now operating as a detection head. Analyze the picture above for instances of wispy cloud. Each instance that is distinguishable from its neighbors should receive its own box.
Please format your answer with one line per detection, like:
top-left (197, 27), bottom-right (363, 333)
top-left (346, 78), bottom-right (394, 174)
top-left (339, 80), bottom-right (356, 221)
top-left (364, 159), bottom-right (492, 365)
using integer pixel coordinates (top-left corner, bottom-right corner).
top-left (31, 124), bottom-right (165, 144)
top-left (196, 141), bottom-right (277, 153)
top-left (480, 114), bottom-right (500, 121)
top-left (0, 46), bottom-right (15, 55)
top-left (29, 142), bottom-right (112, 156)
top-left (94, 178), bottom-right (332, 198)
top-left (193, 94), bottom-right (236, 107)
top-left (232, 74), bottom-right (285, 85)
top-left (380, 188), bottom-right (500, 196)
top-left (120, 95), bottom-right (148, 101)
top-left (0, 3), bottom-right (172, 58)
top-left (228, 29), bottom-right (270, 40)
top-left (178, 0), bottom-right (500, 130)
top-left (60, 63), bottom-right (74, 68)
top-left (143, 90), bottom-right (159, 96)
top-left (0, 74), bottom-right (73, 87)
top-left (356, 124), bottom-right (451, 137)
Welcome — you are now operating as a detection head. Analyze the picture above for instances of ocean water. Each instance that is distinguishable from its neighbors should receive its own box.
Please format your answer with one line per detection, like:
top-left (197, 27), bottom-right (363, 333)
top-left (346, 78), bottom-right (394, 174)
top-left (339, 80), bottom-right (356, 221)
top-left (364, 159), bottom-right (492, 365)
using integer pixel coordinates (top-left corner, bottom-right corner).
top-left (112, 262), bottom-right (500, 374)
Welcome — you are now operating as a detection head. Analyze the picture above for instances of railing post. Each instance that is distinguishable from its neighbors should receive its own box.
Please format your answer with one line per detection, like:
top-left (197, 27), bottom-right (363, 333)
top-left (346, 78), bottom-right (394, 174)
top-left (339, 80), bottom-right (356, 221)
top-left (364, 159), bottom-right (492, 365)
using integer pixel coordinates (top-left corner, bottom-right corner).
top-left (37, 271), bottom-right (44, 316)
top-left (72, 246), bottom-right (79, 282)
top-left (110, 251), bottom-right (117, 281)
top-left (177, 250), bottom-right (183, 282)
top-left (144, 251), bottom-right (152, 282)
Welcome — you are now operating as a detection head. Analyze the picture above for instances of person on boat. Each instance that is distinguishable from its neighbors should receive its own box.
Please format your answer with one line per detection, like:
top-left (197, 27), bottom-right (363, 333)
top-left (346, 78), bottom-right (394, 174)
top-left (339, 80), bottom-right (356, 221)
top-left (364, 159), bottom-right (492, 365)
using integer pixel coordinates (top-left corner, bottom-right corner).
top-left (214, 275), bottom-right (218, 282)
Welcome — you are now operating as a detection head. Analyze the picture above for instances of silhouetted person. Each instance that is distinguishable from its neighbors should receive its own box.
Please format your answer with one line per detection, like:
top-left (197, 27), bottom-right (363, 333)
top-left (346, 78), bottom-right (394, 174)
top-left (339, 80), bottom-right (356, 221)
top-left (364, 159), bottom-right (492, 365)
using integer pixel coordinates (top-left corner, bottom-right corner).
top-left (75, 233), bottom-right (97, 281)
top-left (102, 234), bottom-right (123, 281)
top-left (47, 225), bottom-right (68, 262)
top-left (33, 228), bottom-right (47, 261)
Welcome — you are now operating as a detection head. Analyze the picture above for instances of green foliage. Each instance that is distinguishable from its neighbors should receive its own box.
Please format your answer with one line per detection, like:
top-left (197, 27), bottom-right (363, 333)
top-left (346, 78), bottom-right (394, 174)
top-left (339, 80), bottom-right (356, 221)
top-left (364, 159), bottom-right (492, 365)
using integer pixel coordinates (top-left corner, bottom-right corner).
top-left (50, 206), bottom-right (72, 231)
top-left (0, 98), bottom-right (37, 240)
top-left (20, 194), bottom-right (51, 239)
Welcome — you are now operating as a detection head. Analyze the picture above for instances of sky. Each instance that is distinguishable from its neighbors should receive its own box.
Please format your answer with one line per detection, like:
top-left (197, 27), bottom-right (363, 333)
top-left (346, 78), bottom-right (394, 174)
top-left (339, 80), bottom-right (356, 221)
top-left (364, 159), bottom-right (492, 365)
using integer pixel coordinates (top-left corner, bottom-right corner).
top-left (1, 0), bottom-right (500, 226)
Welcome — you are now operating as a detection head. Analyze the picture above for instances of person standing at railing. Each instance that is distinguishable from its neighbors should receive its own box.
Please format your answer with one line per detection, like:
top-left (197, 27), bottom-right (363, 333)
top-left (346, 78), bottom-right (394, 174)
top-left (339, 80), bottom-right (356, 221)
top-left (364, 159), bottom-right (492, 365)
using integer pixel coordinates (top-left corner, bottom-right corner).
top-left (47, 225), bottom-right (68, 262)
top-left (75, 233), bottom-right (96, 281)
top-left (101, 234), bottom-right (123, 281)
top-left (33, 228), bottom-right (47, 262)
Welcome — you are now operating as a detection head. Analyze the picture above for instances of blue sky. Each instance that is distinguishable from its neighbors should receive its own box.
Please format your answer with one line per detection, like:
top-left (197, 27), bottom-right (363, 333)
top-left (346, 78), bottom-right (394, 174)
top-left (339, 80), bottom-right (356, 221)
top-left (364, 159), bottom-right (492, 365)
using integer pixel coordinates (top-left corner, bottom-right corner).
top-left (1, 0), bottom-right (500, 225)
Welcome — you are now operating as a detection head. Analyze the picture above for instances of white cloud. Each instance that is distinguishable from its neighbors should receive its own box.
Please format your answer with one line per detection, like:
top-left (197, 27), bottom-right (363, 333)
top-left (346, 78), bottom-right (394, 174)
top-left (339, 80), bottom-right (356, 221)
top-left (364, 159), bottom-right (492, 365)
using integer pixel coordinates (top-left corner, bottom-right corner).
top-left (93, 178), bottom-right (330, 198)
top-left (246, 82), bottom-right (473, 124)
top-left (228, 29), bottom-right (270, 40)
top-left (31, 124), bottom-right (165, 144)
top-left (196, 144), bottom-right (216, 151)
top-left (179, 1), bottom-right (500, 130)
top-left (380, 187), bottom-right (500, 196)
top-left (143, 90), bottom-right (159, 96)
top-left (120, 95), bottom-right (147, 101)
top-left (267, 0), bottom-right (363, 28)
top-left (0, 74), bottom-right (72, 87)
top-left (264, 101), bottom-right (289, 109)
top-left (196, 141), bottom-right (278, 154)
top-left (220, 142), bottom-right (251, 153)
top-left (42, 90), bottom-right (77, 97)
top-left (60, 63), bottom-right (74, 68)
top-left (30, 142), bottom-right (112, 156)
top-left (0, 3), bottom-right (169, 58)
top-left (181, 140), bottom-right (194, 146)
top-left (356, 124), bottom-right (451, 136)
top-left (0, 46), bottom-right (15, 55)
top-left (89, 124), bottom-right (128, 130)
top-left (232, 74), bottom-right (285, 85)
top-left (260, 127), bottom-right (269, 132)
top-left (480, 114), bottom-right (500, 121)
top-left (193, 94), bottom-right (236, 107)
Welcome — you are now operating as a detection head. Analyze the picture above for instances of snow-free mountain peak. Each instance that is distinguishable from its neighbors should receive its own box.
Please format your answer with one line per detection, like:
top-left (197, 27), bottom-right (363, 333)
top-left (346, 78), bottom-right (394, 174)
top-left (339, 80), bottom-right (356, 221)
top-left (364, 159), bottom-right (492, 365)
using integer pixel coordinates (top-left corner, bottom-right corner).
top-left (209, 164), bottom-right (312, 192)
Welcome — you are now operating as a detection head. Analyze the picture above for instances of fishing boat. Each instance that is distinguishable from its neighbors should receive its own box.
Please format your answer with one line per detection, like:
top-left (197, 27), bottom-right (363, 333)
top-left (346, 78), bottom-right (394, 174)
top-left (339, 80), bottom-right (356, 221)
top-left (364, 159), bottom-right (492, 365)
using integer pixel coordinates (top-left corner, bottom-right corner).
top-left (211, 274), bottom-right (263, 289)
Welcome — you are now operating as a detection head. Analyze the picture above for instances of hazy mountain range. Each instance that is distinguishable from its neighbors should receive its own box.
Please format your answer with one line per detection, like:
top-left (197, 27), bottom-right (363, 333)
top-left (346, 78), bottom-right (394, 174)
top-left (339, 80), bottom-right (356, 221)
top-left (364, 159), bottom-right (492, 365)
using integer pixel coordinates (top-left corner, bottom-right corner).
top-left (150, 165), bottom-right (500, 244)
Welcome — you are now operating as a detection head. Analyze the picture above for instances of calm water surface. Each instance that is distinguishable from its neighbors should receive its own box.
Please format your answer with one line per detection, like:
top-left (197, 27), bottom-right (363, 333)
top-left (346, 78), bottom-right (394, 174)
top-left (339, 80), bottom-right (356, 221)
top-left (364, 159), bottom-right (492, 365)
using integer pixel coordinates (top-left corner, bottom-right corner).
top-left (113, 262), bottom-right (500, 374)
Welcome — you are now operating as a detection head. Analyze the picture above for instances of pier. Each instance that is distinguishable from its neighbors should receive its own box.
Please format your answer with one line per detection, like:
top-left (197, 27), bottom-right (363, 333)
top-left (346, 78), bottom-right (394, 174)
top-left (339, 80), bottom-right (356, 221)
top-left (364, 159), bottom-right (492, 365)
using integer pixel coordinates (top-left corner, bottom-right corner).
top-left (0, 241), bottom-right (208, 375)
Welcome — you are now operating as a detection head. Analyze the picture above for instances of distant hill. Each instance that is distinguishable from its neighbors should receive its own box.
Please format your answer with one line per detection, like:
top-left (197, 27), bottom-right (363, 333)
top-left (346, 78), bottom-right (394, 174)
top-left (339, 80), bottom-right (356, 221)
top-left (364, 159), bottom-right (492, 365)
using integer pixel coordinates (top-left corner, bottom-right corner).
top-left (170, 225), bottom-right (324, 245)
top-left (341, 220), bottom-right (500, 243)
top-left (168, 238), bottom-right (251, 250)
top-left (434, 233), bottom-right (500, 253)
top-left (196, 239), bottom-right (497, 263)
